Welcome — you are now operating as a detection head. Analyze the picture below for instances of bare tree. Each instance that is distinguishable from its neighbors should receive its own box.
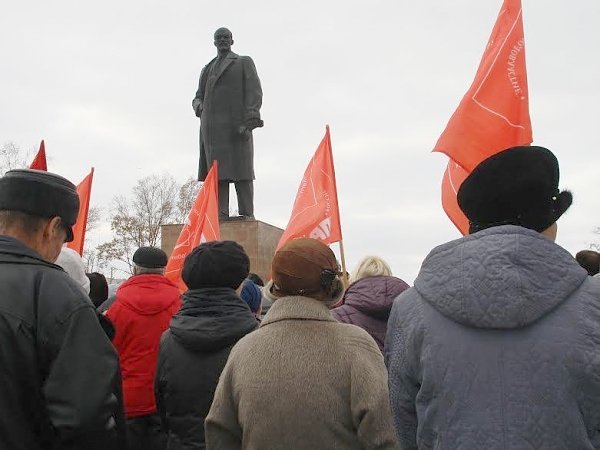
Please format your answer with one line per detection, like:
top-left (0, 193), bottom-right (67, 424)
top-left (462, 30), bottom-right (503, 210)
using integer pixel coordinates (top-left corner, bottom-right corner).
top-left (81, 206), bottom-right (105, 272)
top-left (591, 227), bottom-right (600, 252)
top-left (0, 141), bottom-right (27, 175)
top-left (98, 174), bottom-right (181, 275)
top-left (83, 247), bottom-right (110, 273)
top-left (86, 206), bottom-right (102, 233)
top-left (176, 177), bottom-right (201, 223)
top-left (134, 174), bottom-right (180, 244)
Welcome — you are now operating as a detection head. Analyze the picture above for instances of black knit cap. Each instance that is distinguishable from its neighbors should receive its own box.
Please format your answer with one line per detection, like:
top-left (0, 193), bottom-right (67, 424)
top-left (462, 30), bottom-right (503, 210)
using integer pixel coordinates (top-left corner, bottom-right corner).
top-left (0, 169), bottom-right (79, 241)
top-left (182, 240), bottom-right (250, 290)
top-left (457, 146), bottom-right (572, 234)
top-left (133, 246), bottom-right (168, 268)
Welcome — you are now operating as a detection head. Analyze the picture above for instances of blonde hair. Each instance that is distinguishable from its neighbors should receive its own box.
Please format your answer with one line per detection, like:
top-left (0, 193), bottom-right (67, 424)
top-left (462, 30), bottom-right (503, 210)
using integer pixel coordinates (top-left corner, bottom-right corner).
top-left (350, 256), bottom-right (392, 283)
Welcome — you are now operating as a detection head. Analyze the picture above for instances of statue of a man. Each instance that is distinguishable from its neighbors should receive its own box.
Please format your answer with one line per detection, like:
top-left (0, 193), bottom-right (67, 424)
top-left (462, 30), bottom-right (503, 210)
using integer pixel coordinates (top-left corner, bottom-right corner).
top-left (193, 27), bottom-right (263, 220)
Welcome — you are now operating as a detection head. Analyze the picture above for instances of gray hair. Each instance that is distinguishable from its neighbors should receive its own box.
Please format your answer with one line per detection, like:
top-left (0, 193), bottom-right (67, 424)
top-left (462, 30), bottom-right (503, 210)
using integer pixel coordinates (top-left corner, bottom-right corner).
top-left (133, 265), bottom-right (165, 275)
top-left (0, 210), bottom-right (46, 235)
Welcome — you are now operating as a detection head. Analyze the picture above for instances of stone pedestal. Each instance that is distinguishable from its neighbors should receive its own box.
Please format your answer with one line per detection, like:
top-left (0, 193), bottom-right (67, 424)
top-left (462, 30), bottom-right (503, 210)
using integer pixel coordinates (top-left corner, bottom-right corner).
top-left (161, 220), bottom-right (283, 283)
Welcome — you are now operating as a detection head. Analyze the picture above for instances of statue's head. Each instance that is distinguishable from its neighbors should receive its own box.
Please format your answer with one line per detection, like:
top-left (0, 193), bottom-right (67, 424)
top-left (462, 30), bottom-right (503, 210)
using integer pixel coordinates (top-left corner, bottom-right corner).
top-left (214, 27), bottom-right (233, 53)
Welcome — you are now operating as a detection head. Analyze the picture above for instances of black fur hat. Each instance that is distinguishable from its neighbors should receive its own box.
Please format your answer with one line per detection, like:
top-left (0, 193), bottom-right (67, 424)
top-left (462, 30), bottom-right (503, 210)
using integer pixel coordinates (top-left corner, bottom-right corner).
top-left (182, 240), bottom-right (250, 290)
top-left (0, 169), bottom-right (79, 241)
top-left (457, 146), bottom-right (572, 234)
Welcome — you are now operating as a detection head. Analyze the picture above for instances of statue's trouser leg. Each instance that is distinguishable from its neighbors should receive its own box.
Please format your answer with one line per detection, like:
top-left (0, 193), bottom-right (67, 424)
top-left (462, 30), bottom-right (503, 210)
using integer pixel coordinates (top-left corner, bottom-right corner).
top-left (218, 181), bottom-right (230, 217)
top-left (235, 180), bottom-right (254, 218)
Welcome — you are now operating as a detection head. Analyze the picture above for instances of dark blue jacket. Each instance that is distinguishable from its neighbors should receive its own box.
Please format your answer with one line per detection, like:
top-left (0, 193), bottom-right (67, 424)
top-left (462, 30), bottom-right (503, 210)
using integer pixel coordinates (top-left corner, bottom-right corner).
top-left (155, 287), bottom-right (257, 450)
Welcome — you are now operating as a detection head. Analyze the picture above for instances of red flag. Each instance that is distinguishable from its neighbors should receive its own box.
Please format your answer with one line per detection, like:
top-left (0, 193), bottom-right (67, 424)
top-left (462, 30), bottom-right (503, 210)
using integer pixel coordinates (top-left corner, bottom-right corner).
top-left (165, 162), bottom-right (220, 292)
top-left (277, 126), bottom-right (342, 251)
top-left (435, 0), bottom-right (533, 234)
top-left (434, 0), bottom-right (532, 172)
top-left (67, 168), bottom-right (94, 255)
top-left (441, 161), bottom-right (470, 235)
top-left (30, 140), bottom-right (47, 171)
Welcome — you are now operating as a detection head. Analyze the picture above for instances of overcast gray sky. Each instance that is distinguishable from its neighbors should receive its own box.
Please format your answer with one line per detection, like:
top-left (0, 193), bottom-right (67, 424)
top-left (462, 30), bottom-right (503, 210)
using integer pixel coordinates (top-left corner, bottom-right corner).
top-left (1, 0), bottom-right (599, 282)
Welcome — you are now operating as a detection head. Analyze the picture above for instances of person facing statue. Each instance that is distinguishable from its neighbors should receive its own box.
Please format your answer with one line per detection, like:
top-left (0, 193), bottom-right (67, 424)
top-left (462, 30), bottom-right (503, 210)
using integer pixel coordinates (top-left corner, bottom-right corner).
top-left (193, 27), bottom-right (263, 220)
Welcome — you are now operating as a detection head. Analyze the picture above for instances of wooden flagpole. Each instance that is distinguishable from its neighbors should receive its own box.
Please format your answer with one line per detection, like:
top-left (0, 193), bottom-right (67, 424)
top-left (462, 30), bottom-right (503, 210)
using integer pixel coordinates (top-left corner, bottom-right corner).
top-left (325, 124), bottom-right (349, 285)
top-left (339, 240), bottom-right (349, 286)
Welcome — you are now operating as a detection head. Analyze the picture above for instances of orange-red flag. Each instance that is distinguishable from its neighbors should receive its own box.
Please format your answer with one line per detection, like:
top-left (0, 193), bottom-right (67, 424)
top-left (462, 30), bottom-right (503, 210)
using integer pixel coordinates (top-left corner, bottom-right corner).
top-left (276, 126), bottom-right (342, 251)
top-left (435, 0), bottom-right (533, 235)
top-left (165, 162), bottom-right (220, 292)
top-left (67, 168), bottom-right (94, 255)
top-left (30, 140), bottom-right (47, 171)
top-left (441, 161), bottom-right (470, 235)
top-left (434, 0), bottom-right (532, 172)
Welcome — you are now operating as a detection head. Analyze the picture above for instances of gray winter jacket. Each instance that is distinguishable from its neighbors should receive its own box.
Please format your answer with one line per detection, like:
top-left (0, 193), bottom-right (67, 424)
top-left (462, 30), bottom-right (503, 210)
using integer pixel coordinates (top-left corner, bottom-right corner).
top-left (385, 225), bottom-right (600, 450)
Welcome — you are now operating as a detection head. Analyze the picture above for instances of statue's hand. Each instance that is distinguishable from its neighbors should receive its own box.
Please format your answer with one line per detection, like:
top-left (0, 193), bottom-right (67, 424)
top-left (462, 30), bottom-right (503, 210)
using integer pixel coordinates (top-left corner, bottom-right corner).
top-left (238, 125), bottom-right (251, 141)
top-left (192, 99), bottom-right (202, 118)
top-left (245, 118), bottom-right (264, 130)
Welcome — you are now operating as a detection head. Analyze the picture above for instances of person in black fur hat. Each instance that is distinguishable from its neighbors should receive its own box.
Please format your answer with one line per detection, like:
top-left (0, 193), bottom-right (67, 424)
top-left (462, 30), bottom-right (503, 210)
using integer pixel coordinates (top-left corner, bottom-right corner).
top-left (180, 240), bottom-right (250, 289)
top-left (385, 146), bottom-right (600, 449)
top-left (0, 169), bottom-right (79, 256)
top-left (0, 169), bottom-right (125, 449)
top-left (155, 240), bottom-right (257, 449)
top-left (457, 146), bottom-right (572, 236)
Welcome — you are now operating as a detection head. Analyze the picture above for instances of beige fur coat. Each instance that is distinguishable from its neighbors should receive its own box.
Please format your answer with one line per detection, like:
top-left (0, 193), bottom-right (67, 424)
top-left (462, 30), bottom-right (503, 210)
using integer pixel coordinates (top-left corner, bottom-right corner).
top-left (205, 295), bottom-right (397, 450)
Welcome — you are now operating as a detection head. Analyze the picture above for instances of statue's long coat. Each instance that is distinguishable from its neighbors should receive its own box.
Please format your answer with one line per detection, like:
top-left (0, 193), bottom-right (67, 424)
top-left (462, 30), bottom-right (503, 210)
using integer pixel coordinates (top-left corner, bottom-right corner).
top-left (195, 52), bottom-right (262, 181)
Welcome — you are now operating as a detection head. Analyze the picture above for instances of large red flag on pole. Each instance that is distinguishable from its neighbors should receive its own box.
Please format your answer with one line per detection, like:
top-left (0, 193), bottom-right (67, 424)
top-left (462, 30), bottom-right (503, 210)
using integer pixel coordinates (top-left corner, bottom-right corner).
top-left (277, 126), bottom-right (343, 252)
top-left (67, 168), bottom-right (94, 255)
top-left (441, 161), bottom-right (470, 235)
top-left (165, 162), bottom-right (220, 292)
top-left (30, 140), bottom-right (47, 171)
top-left (435, 0), bottom-right (532, 234)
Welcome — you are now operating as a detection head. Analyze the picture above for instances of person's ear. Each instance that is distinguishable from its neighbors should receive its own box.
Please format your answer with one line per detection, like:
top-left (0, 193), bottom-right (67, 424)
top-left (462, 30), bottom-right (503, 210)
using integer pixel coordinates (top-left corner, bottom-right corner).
top-left (43, 216), bottom-right (63, 240)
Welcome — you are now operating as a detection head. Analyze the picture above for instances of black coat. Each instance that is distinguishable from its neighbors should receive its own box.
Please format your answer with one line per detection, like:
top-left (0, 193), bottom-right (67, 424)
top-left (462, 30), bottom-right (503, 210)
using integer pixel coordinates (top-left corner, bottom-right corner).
top-left (194, 51), bottom-right (262, 181)
top-left (0, 236), bottom-right (124, 449)
top-left (155, 287), bottom-right (257, 450)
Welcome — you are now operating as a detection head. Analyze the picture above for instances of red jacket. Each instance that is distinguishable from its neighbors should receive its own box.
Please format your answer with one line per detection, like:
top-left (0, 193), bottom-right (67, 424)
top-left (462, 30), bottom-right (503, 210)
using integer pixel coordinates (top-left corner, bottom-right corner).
top-left (107, 274), bottom-right (181, 418)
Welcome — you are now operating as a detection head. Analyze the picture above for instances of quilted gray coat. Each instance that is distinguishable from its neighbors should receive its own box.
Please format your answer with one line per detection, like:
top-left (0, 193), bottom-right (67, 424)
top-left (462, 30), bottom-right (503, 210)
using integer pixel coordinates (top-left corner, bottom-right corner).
top-left (385, 225), bottom-right (600, 450)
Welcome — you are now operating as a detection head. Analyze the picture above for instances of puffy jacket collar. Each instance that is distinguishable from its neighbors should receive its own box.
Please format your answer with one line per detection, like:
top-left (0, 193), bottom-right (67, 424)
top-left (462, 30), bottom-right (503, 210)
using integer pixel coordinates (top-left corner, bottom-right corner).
top-left (414, 225), bottom-right (587, 329)
top-left (0, 235), bottom-right (57, 268)
top-left (261, 295), bottom-right (334, 327)
top-left (115, 274), bottom-right (180, 315)
top-left (339, 275), bottom-right (409, 318)
top-left (169, 287), bottom-right (257, 352)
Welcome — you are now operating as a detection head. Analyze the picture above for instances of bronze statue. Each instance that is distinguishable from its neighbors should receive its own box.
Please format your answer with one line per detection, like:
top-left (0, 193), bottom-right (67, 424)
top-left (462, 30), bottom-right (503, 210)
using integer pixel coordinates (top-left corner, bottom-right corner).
top-left (193, 27), bottom-right (263, 220)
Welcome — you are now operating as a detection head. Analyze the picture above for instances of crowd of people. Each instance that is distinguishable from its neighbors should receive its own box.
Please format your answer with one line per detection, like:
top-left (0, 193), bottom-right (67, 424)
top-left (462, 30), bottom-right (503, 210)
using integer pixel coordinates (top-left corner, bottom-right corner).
top-left (1, 144), bottom-right (600, 450)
